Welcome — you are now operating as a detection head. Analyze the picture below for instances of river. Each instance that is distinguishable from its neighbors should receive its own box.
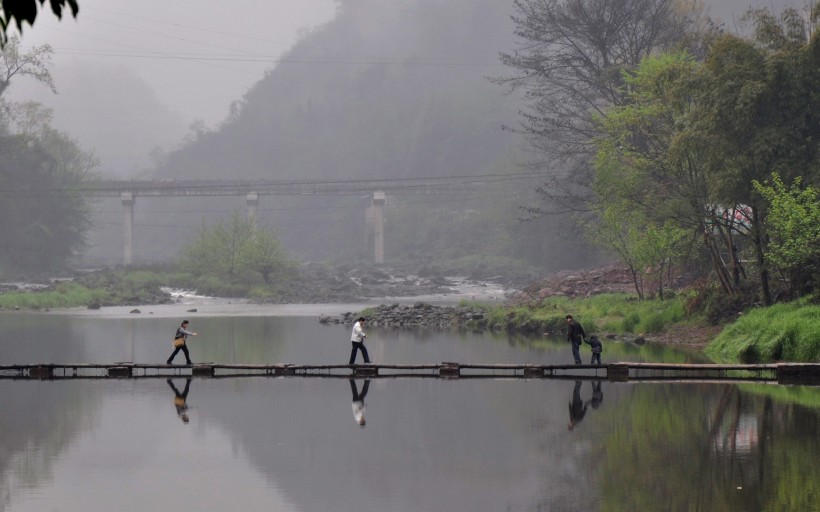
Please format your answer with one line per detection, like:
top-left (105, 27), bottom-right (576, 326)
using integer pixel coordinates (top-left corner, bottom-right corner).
top-left (0, 299), bottom-right (817, 511)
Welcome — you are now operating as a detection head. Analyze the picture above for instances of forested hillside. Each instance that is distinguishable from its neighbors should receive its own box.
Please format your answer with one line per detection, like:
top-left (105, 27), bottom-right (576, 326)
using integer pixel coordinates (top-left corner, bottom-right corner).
top-left (157, 0), bottom-right (518, 182)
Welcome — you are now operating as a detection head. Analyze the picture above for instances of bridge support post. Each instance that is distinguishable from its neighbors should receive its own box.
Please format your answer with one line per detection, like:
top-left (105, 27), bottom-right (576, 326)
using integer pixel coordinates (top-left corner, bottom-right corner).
top-left (29, 365), bottom-right (53, 379)
top-left (108, 366), bottom-right (132, 378)
top-left (274, 364), bottom-right (295, 376)
top-left (372, 191), bottom-right (385, 264)
top-left (192, 365), bottom-right (215, 377)
top-left (121, 192), bottom-right (134, 266)
top-left (777, 364), bottom-right (820, 385)
top-left (246, 192), bottom-right (258, 228)
top-left (607, 364), bottom-right (630, 382)
top-left (523, 366), bottom-right (545, 378)
top-left (439, 362), bottom-right (460, 378)
top-left (353, 365), bottom-right (379, 377)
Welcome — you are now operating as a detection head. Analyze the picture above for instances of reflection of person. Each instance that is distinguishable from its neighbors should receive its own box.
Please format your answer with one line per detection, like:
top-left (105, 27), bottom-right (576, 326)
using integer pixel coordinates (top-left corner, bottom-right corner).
top-left (585, 334), bottom-right (603, 365)
top-left (566, 315), bottom-right (586, 365)
top-left (568, 380), bottom-right (587, 430)
top-left (167, 320), bottom-right (197, 365)
top-left (350, 379), bottom-right (370, 427)
top-left (167, 378), bottom-right (191, 424)
top-left (349, 317), bottom-right (371, 364)
top-left (588, 381), bottom-right (604, 410)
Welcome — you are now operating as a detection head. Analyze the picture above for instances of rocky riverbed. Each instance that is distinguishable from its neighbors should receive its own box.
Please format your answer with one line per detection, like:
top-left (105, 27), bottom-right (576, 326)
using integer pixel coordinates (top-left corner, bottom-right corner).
top-left (258, 262), bottom-right (511, 303)
top-left (320, 302), bottom-right (491, 329)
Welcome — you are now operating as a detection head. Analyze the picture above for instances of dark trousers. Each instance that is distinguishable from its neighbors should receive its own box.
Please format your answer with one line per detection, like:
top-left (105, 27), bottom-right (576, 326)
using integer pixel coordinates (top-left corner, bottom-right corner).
top-left (590, 352), bottom-right (602, 365)
top-left (349, 341), bottom-right (370, 364)
top-left (350, 379), bottom-right (370, 401)
top-left (168, 344), bottom-right (191, 364)
top-left (571, 341), bottom-right (582, 364)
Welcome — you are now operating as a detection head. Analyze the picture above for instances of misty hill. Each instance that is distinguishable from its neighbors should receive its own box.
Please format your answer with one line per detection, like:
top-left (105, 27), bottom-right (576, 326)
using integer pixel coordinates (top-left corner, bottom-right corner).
top-left (155, 0), bottom-right (520, 182)
top-left (77, 0), bottom-right (803, 271)
top-left (9, 63), bottom-right (186, 179)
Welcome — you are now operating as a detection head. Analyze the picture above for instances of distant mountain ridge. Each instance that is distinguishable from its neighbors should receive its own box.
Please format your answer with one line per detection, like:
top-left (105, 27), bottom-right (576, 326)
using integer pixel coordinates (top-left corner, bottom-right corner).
top-left (155, 0), bottom-right (521, 182)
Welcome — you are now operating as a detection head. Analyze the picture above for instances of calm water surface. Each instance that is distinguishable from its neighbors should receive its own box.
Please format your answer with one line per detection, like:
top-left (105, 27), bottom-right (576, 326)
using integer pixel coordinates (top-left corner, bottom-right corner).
top-left (1, 308), bottom-right (817, 512)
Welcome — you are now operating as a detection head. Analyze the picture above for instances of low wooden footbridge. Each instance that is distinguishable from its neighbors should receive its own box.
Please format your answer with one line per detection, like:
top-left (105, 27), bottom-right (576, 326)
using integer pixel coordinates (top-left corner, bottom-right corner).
top-left (1, 362), bottom-right (818, 385)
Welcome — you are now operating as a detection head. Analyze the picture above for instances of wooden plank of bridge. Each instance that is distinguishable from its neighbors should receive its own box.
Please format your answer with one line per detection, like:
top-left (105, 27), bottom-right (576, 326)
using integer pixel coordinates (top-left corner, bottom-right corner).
top-left (0, 362), bottom-right (812, 384)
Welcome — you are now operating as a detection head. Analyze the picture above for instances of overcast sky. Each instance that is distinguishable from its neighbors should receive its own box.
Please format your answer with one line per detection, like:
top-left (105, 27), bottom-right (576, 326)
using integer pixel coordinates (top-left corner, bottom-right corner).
top-left (12, 0), bottom-right (338, 126)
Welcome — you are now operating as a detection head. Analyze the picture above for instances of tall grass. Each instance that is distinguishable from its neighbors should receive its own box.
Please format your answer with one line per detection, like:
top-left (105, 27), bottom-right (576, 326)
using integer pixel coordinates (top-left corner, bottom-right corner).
top-left (0, 282), bottom-right (106, 309)
top-left (463, 293), bottom-right (691, 335)
top-left (706, 300), bottom-right (820, 363)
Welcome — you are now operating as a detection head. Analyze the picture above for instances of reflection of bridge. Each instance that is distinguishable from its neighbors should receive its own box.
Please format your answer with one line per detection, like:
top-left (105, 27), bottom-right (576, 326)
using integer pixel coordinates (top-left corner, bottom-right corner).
top-left (4, 362), bottom-right (819, 384)
top-left (81, 175), bottom-right (534, 265)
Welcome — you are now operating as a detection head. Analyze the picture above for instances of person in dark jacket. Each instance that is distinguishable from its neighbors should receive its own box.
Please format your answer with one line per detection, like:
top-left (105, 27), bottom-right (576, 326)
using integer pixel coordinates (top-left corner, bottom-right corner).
top-left (585, 334), bottom-right (603, 365)
top-left (568, 380), bottom-right (587, 430)
top-left (167, 320), bottom-right (197, 365)
top-left (167, 378), bottom-right (191, 423)
top-left (566, 315), bottom-right (586, 365)
top-left (588, 381), bottom-right (604, 410)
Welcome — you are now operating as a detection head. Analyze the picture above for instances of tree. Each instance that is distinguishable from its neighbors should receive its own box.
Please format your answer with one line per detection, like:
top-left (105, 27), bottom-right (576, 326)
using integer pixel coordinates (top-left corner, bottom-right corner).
top-left (0, 1), bottom-right (79, 47)
top-left (0, 36), bottom-right (55, 97)
top-left (497, 0), bottom-right (710, 213)
top-left (591, 3), bottom-right (820, 303)
top-left (591, 52), bottom-right (711, 297)
top-left (0, 40), bottom-right (95, 275)
top-left (0, 131), bottom-right (92, 273)
top-left (753, 174), bottom-right (820, 296)
top-left (689, 5), bottom-right (820, 304)
top-left (240, 229), bottom-right (290, 284)
top-left (179, 212), bottom-right (293, 285)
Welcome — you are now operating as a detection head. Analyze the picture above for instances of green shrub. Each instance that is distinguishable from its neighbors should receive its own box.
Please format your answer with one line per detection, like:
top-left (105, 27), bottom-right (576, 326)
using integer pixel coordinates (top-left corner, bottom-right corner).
top-left (622, 312), bottom-right (640, 332)
top-left (707, 300), bottom-right (820, 362)
top-left (640, 313), bottom-right (665, 334)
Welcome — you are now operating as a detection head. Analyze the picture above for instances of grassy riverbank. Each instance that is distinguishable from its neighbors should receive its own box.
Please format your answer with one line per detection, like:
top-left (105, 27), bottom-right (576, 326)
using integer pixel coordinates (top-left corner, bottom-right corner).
top-left (0, 271), bottom-right (184, 310)
top-left (466, 293), bottom-right (819, 363)
top-left (706, 299), bottom-right (820, 363)
top-left (463, 292), bottom-right (695, 338)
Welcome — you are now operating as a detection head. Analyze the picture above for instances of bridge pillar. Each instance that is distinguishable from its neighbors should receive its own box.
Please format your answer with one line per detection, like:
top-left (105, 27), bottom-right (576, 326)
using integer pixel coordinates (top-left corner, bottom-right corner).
top-left (121, 192), bottom-right (135, 266)
top-left (246, 192), bottom-right (258, 228)
top-left (372, 191), bottom-right (385, 264)
top-left (607, 364), bottom-right (630, 382)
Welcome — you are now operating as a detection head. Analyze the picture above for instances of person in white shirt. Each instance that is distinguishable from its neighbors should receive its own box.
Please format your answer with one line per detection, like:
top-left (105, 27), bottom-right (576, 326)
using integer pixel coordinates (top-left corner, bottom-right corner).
top-left (349, 316), bottom-right (370, 364)
top-left (350, 379), bottom-right (370, 427)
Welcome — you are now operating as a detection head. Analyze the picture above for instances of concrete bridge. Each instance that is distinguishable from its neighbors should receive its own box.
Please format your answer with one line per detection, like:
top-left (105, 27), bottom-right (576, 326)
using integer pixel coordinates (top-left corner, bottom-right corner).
top-left (84, 179), bottom-right (403, 265)
top-left (74, 173), bottom-right (544, 265)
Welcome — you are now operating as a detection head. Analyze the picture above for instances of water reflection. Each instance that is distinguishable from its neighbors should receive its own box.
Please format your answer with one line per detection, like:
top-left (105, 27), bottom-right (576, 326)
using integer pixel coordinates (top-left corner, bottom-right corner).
top-left (0, 314), bottom-right (818, 511)
top-left (568, 380), bottom-right (587, 430)
top-left (588, 380), bottom-right (604, 410)
top-left (167, 378), bottom-right (192, 424)
top-left (349, 379), bottom-right (370, 427)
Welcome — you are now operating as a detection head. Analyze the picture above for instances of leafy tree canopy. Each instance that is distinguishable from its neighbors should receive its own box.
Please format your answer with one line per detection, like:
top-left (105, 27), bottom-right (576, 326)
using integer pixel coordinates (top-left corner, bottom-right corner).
top-left (0, 0), bottom-right (79, 47)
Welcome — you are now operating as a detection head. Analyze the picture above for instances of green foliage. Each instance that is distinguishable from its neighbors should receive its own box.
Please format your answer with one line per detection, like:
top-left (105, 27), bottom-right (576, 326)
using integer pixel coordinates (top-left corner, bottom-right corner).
top-left (591, 4), bottom-right (820, 303)
top-left (479, 293), bottom-right (693, 337)
top-left (178, 211), bottom-right (295, 286)
top-left (621, 312), bottom-right (640, 333)
top-left (753, 174), bottom-right (820, 294)
top-left (0, 281), bottom-right (105, 309)
top-left (707, 300), bottom-right (820, 362)
top-left (0, 40), bottom-right (96, 275)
